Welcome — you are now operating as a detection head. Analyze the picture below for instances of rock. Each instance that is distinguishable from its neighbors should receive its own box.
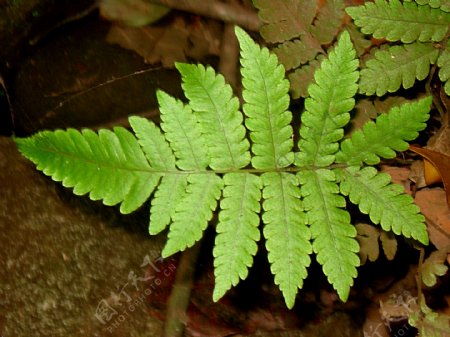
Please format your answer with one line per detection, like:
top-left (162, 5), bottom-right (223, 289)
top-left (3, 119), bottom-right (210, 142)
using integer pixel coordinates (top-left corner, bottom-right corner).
top-left (0, 136), bottom-right (166, 336)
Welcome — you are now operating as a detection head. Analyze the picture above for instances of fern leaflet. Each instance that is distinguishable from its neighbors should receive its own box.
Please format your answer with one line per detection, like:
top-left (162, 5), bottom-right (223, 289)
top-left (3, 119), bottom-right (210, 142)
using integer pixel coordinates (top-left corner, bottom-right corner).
top-left (346, 0), bottom-right (450, 43)
top-left (359, 43), bottom-right (439, 96)
top-left (438, 43), bottom-right (450, 95)
top-left (336, 167), bottom-right (428, 244)
top-left (336, 97), bottom-right (431, 166)
top-left (262, 172), bottom-right (311, 308)
top-left (213, 173), bottom-right (262, 301)
top-left (299, 169), bottom-right (359, 301)
top-left (175, 63), bottom-right (250, 170)
top-left (16, 128), bottom-right (160, 214)
top-left (238, 26), bottom-right (293, 169)
top-left (296, 30), bottom-right (359, 167)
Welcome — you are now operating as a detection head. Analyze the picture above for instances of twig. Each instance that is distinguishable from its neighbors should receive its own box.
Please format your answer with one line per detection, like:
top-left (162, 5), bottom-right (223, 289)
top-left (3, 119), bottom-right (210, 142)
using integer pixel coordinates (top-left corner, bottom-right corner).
top-left (0, 75), bottom-right (14, 134)
top-left (163, 243), bottom-right (202, 337)
top-left (146, 0), bottom-right (262, 31)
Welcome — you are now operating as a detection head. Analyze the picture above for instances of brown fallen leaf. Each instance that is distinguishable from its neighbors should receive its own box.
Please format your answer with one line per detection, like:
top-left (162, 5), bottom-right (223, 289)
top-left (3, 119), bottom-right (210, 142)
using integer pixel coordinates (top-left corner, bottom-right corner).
top-left (99, 0), bottom-right (170, 26)
top-left (106, 16), bottom-right (221, 68)
top-left (409, 145), bottom-right (450, 208)
top-left (414, 189), bottom-right (450, 259)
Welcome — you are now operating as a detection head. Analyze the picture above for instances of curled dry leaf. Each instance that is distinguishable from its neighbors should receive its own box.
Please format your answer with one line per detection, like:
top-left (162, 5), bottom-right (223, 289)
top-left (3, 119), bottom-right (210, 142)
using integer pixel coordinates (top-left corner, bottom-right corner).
top-left (409, 145), bottom-right (450, 207)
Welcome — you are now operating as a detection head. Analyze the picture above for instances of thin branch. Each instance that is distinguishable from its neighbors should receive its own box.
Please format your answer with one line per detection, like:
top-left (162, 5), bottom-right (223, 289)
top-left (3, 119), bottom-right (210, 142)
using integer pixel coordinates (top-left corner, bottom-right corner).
top-left (146, 0), bottom-right (262, 31)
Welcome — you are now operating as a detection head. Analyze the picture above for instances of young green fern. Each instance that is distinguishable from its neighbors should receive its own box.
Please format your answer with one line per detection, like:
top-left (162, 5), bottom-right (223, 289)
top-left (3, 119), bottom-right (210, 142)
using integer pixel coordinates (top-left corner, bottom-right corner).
top-left (15, 27), bottom-right (431, 308)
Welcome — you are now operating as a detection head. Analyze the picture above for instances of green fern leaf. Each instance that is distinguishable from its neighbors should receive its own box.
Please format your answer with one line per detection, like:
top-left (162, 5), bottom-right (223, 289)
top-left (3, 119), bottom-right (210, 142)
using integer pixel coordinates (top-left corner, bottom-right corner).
top-left (404, 0), bottom-right (450, 12)
top-left (162, 174), bottom-right (223, 257)
top-left (236, 26), bottom-right (294, 169)
top-left (252, 0), bottom-right (317, 43)
top-left (310, 0), bottom-right (345, 45)
top-left (437, 44), bottom-right (450, 95)
top-left (346, 0), bottom-right (450, 43)
top-left (299, 169), bottom-right (359, 302)
top-left (213, 173), bottom-right (262, 302)
top-left (157, 90), bottom-right (209, 170)
top-left (336, 97), bottom-right (431, 166)
top-left (262, 172), bottom-right (311, 308)
top-left (15, 128), bottom-right (159, 214)
top-left (175, 63), bottom-right (250, 170)
top-left (336, 167), bottom-right (428, 244)
top-left (359, 43), bottom-right (440, 96)
top-left (296, 31), bottom-right (359, 167)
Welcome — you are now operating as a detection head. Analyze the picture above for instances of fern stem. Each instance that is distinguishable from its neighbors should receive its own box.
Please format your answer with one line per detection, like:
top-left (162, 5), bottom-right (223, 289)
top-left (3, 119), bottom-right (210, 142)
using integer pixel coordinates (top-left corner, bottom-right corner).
top-left (164, 243), bottom-right (201, 337)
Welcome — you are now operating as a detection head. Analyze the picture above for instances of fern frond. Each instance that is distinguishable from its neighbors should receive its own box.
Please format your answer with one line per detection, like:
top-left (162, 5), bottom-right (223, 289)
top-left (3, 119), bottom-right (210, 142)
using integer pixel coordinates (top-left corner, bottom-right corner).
top-left (296, 31), bottom-right (359, 167)
top-left (175, 63), bottom-right (250, 170)
top-left (252, 0), bottom-right (317, 43)
top-left (298, 169), bottom-right (359, 302)
top-left (336, 97), bottom-right (432, 166)
top-left (213, 173), bottom-right (262, 302)
top-left (262, 172), bottom-right (311, 308)
top-left (15, 128), bottom-right (159, 214)
top-left (157, 90), bottom-right (209, 170)
top-left (162, 174), bottom-right (223, 257)
top-left (274, 36), bottom-right (322, 71)
top-left (359, 43), bottom-right (440, 96)
top-left (437, 45), bottom-right (450, 95)
top-left (236, 26), bottom-right (294, 169)
top-left (346, 0), bottom-right (450, 43)
top-left (310, 0), bottom-right (345, 45)
top-left (336, 167), bottom-right (428, 244)
top-left (288, 57), bottom-right (324, 99)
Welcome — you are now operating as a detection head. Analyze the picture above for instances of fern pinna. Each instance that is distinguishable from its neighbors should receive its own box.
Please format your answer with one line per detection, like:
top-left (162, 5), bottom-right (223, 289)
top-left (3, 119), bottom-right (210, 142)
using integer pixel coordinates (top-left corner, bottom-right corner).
top-left (15, 27), bottom-right (431, 308)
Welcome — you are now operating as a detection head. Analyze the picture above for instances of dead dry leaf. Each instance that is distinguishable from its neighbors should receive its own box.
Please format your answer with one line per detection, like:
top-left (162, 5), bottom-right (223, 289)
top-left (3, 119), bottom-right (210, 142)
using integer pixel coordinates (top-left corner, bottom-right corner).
top-left (106, 17), bottom-right (221, 68)
top-left (415, 189), bottom-right (450, 260)
top-left (99, 0), bottom-right (170, 26)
